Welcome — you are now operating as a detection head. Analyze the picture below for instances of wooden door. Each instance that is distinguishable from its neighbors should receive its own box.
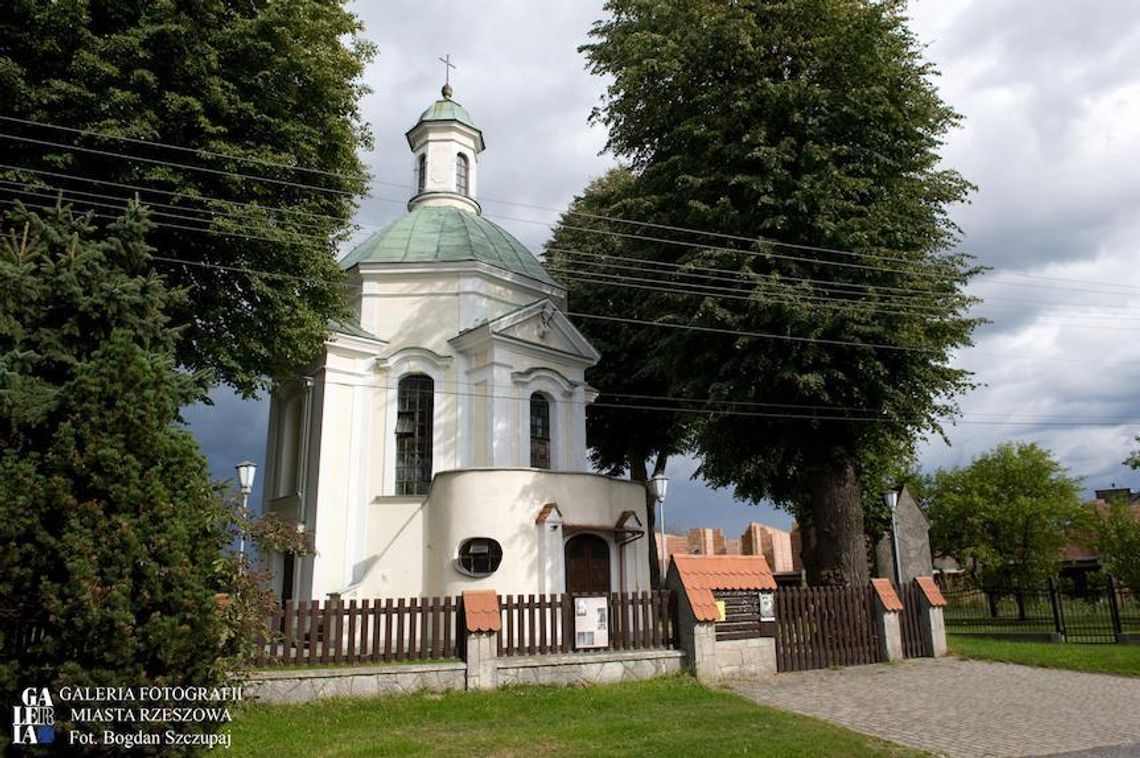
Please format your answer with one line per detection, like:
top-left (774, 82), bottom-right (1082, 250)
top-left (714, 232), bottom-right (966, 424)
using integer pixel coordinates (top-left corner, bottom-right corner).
top-left (564, 534), bottom-right (611, 595)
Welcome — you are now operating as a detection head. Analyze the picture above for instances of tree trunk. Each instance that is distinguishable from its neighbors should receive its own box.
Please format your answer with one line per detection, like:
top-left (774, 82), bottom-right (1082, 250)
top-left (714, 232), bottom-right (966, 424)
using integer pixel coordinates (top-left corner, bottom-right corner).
top-left (630, 452), bottom-right (667, 590)
top-left (803, 454), bottom-right (870, 587)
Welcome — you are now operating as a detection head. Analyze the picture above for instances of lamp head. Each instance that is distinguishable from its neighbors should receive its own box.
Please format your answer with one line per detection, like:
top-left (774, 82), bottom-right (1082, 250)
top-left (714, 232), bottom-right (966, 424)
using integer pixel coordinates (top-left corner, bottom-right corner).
top-left (648, 474), bottom-right (669, 503)
top-left (236, 460), bottom-right (257, 495)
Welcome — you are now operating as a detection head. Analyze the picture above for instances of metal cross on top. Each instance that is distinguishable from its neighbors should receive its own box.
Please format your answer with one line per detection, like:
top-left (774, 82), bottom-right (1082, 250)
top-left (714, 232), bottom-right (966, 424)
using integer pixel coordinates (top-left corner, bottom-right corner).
top-left (439, 54), bottom-right (456, 86)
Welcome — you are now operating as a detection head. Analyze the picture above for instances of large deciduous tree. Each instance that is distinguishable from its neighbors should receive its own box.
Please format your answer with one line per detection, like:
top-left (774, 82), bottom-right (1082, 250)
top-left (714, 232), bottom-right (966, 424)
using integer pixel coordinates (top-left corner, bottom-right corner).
top-left (0, 1), bottom-right (374, 393)
top-left (574, 0), bottom-right (981, 584)
top-left (927, 443), bottom-right (1086, 590)
top-left (546, 169), bottom-right (691, 587)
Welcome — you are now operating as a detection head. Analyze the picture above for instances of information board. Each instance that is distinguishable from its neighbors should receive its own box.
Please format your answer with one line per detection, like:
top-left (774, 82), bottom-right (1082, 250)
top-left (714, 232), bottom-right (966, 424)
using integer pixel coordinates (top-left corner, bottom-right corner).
top-left (573, 596), bottom-right (609, 649)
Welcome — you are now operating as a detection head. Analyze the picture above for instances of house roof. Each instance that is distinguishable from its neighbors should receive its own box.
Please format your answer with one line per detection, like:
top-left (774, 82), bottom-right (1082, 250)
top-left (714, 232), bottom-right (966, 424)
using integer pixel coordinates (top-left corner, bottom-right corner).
top-left (671, 554), bottom-right (776, 622)
top-left (339, 205), bottom-right (555, 286)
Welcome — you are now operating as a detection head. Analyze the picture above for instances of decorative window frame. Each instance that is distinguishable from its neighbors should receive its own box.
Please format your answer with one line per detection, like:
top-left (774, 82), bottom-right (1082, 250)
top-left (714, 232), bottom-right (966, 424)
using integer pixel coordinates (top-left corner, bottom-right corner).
top-left (512, 367), bottom-right (575, 470)
top-left (377, 348), bottom-right (452, 497)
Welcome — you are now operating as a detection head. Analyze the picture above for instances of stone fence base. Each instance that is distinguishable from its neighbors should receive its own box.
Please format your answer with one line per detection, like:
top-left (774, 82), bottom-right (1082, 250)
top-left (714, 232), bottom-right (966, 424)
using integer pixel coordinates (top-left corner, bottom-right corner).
top-left (247, 661), bottom-right (466, 704)
top-left (245, 650), bottom-right (686, 704)
top-left (496, 649), bottom-right (684, 687)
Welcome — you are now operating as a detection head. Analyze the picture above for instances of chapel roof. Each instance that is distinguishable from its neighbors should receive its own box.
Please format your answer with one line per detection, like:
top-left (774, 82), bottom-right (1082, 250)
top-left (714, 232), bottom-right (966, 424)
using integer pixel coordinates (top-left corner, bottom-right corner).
top-left (339, 205), bottom-right (557, 286)
top-left (415, 97), bottom-right (479, 132)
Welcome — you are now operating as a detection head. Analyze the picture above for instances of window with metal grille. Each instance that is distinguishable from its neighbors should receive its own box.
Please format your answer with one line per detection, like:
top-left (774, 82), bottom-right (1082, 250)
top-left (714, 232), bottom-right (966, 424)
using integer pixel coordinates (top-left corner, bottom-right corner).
top-left (417, 154), bottom-right (426, 192)
top-left (530, 393), bottom-right (550, 469)
top-left (395, 375), bottom-right (433, 495)
top-left (456, 153), bottom-right (469, 196)
top-left (456, 537), bottom-right (502, 577)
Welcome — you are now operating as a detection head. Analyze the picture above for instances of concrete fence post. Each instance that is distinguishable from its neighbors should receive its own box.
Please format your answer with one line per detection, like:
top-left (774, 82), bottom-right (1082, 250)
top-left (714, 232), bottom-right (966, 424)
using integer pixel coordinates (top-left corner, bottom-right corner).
top-left (914, 577), bottom-right (949, 657)
top-left (461, 590), bottom-right (501, 690)
top-left (870, 578), bottom-right (904, 662)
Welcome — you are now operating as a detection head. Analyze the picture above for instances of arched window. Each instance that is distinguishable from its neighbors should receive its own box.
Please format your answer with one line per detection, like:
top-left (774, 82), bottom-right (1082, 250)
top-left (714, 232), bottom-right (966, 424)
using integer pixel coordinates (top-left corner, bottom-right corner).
top-left (395, 375), bottom-right (433, 495)
top-left (417, 154), bottom-right (426, 192)
top-left (456, 153), bottom-right (469, 196)
top-left (530, 393), bottom-right (550, 469)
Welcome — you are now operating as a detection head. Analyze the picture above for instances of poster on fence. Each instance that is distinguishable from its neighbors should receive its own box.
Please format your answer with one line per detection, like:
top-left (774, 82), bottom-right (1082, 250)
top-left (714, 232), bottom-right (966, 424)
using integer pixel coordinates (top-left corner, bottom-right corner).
top-left (574, 596), bottom-right (609, 649)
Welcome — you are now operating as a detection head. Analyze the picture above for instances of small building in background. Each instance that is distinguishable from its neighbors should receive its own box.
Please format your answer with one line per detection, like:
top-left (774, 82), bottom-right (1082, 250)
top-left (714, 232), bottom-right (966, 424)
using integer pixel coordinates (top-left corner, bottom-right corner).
top-left (656, 522), bottom-right (803, 586)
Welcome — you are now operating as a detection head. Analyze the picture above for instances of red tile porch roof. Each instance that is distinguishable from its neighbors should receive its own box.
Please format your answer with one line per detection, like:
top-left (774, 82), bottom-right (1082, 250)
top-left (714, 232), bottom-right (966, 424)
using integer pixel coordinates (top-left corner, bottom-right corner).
top-left (672, 554), bottom-right (777, 622)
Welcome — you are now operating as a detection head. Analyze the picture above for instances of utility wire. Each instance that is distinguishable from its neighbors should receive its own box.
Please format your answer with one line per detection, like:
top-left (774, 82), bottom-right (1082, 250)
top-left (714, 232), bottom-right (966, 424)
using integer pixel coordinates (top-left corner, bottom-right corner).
top-left (5, 136), bottom-right (1140, 304)
top-left (313, 376), bottom-right (1140, 428)
top-left (8, 116), bottom-right (1140, 297)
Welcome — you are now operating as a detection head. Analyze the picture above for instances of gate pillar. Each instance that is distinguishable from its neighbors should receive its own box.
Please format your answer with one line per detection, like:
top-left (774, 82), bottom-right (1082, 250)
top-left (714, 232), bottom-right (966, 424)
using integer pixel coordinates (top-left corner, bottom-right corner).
top-left (871, 579), bottom-right (905, 662)
top-left (914, 577), bottom-right (948, 657)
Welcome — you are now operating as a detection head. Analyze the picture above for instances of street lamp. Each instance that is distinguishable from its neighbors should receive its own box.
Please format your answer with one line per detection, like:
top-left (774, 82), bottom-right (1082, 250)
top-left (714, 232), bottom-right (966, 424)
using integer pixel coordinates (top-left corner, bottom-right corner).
top-left (884, 489), bottom-right (902, 588)
top-left (648, 473), bottom-right (669, 574)
top-left (236, 460), bottom-right (257, 564)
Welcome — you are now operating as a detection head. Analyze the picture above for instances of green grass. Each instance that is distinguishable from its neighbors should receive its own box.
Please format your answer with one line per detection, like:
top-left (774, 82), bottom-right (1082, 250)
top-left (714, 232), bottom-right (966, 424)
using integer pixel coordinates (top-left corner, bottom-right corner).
top-left (225, 677), bottom-right (926, 757)
top-left (949, 634), bottom-right (1140, 677)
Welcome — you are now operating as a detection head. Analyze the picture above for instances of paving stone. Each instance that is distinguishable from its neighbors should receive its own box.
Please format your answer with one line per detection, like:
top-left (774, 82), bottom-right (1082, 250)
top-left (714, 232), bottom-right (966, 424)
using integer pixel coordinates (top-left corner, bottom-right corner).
top-left (728, 659), bottom-right (1140, 757)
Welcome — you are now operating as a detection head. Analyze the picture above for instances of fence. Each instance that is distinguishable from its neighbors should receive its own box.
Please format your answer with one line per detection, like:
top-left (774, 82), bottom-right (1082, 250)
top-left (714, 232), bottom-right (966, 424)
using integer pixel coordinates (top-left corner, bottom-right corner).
top-left (943, 577), bottom-right (1136, 644)
top-left (252, 592), bottom-right (677, 667)
top-left (898, 583), bottom-right (932, 658)
top-left (775, 585), bottom-right (883, 672)
top-left (255, 596), bottom-right (463, 666)
top-left (497, 591), bottom-right (676, 656)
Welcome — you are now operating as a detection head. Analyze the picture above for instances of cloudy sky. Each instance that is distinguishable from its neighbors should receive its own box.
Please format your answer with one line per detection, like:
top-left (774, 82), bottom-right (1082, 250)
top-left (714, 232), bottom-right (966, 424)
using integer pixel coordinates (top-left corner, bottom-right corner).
top-left (186, 0), bottom-right (1140, 537)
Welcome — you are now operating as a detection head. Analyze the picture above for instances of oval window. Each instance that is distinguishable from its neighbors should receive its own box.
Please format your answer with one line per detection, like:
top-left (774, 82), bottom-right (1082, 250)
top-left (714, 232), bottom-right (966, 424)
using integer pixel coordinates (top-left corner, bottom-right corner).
top-left (457, 537), bottom-right (503, 577)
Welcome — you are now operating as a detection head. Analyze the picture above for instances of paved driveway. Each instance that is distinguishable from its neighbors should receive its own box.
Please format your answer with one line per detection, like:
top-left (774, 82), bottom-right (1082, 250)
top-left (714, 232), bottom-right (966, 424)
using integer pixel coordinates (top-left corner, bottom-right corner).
top-left (728, 658), bottom-right (1140, 757)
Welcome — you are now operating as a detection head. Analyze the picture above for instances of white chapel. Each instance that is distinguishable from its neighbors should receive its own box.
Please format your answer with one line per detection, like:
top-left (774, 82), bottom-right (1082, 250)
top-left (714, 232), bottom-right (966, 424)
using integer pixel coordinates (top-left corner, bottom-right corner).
top-left (261, 84), bottom-right (651, 604)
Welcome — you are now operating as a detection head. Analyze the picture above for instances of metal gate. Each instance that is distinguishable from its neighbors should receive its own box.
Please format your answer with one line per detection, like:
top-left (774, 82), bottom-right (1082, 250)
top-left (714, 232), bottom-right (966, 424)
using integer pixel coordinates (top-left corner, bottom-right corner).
top-left (775, 586), bottom-right (884, 672)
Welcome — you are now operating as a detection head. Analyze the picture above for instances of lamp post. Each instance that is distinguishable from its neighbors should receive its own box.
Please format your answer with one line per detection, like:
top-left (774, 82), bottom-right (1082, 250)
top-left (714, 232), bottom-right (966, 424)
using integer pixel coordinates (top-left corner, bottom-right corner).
top-left (648, 473), bottom-right (669, 575)
top-left (884, 489), bottom-right (902, 587)
top-left (236, 460), bottom-right (257, 565)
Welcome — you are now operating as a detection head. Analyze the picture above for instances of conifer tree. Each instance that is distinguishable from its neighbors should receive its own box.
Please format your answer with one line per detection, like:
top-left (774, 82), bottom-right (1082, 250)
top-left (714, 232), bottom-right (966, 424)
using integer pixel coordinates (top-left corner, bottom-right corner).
top-left (0, 202), bottom-right (237, 743)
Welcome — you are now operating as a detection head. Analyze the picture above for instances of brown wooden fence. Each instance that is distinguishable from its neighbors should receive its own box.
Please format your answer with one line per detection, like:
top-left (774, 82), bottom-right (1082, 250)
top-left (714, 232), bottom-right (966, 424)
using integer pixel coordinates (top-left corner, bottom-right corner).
top-left (497, 591), bottom-right (676, 656)
top-left (255, 596), bottom-right (462, 667)
top-left (898, 583), bottom-right (932, 658)
top-left (775, 586), bottom-right (883, 672)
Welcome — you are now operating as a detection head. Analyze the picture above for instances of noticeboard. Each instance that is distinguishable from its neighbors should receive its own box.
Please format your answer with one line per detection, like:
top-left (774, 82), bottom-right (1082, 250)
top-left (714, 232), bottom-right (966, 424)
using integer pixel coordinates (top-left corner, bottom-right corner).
top-left (573, 596), bottom-right (609, 649)
top-left (713, 589), bottom-right (776, 640)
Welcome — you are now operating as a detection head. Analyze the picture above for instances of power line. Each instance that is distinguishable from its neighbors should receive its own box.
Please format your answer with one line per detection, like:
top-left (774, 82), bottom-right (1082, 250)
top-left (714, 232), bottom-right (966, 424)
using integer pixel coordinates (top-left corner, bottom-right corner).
top-left (0, 183), bottom-right (334, 241)
top-left (10, 116), bottom-right (1140, 299)
top-left (0, 132), bottom-right (355, 197)
top-left (0, 177), bottom-right (332, 234)
top-left (6, 195), bottom-right (1139, 354)
top-left (313, 376), bottom-right (1140, 428)
top-left (0, 162), bottom-right (354, 227)
top-left (0, 115), bottom-right (370, 185)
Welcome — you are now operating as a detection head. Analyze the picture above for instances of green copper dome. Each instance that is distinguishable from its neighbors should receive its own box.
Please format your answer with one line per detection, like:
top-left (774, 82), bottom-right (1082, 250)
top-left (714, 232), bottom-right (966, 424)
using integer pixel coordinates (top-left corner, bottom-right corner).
top-left (339, 206), bottom-right (556, 286)
top-left (416, 98), bottom-right (478, 131)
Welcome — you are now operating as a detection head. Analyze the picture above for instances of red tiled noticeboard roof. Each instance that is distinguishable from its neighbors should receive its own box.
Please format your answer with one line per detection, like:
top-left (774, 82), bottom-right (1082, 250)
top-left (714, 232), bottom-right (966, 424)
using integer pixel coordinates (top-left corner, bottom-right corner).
top-left (870, 578), bottom-right (904, 612)
top-left (672, 554), bottom-right (776, 622)
top-left (462, 590), bottom-right (501, 632)
top-left (915, 576), bottom-right (946, 607)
